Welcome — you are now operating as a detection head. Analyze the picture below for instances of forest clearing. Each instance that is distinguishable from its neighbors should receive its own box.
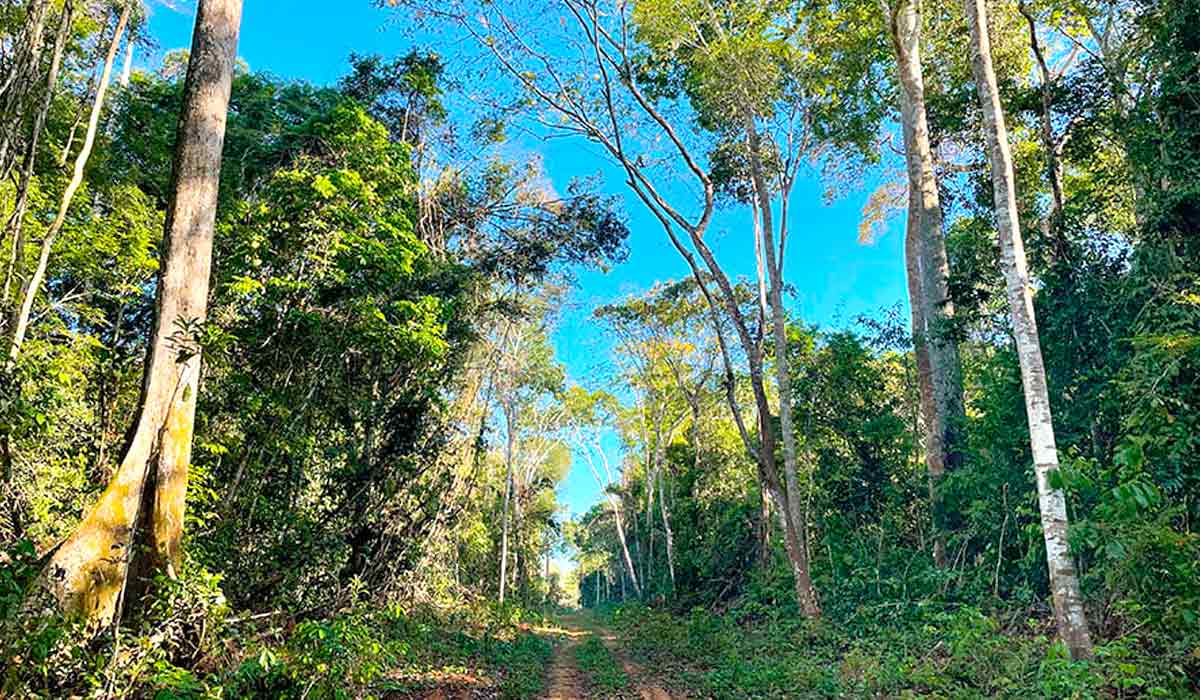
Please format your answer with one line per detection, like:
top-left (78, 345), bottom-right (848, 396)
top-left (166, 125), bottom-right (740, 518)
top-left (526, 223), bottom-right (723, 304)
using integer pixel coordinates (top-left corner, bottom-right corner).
top-left (1, 0), bottom-right (1199, 697)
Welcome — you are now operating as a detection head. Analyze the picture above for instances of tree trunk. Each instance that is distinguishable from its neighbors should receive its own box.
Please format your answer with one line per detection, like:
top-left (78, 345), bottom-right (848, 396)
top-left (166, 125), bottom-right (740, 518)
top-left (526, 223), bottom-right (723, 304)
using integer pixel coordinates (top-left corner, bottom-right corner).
top-left (2, 0), bottom-right (72, 309)
top-left (499, 401), bottom-right (515, 604)
top-left (885, 0), bottom-right (967, 568)
top-left (964, 0), bottom-right (1094, 661)
top-left (657, 469), bottom-right (676, 590)
top-left (743, 109), bottom-right (822, 618)
top-left (36, 0), bottom-right (243, 627)
top-left (120, 36), bottom-right (134, 87)
top-left (645, 449), bottom-right (655, 590)
top-left (8, 3), bottom-right (129, 365)
top-left (611, 493), bottom-right (641, 598)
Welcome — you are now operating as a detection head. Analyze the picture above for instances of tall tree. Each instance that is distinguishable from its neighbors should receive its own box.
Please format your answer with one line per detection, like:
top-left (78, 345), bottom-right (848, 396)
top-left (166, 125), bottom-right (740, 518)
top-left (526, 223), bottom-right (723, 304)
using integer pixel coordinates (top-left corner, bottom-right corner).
top-left (563, 386), bottom-right (642, 599)
top-left (881, 0), bottom-right (966, 567)
top-left (964, 0), bottom-right (1093, 660)
top-left (492, 308), bottom-right (564, 603)
top-left (36, 0), bottom-right (243, 626)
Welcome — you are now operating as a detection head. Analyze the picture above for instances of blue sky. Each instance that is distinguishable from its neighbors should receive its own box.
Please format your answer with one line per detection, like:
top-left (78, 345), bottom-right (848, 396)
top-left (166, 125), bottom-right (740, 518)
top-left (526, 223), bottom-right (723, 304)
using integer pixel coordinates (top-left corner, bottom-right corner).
top-left (144, 1), bottom-right (909, 530)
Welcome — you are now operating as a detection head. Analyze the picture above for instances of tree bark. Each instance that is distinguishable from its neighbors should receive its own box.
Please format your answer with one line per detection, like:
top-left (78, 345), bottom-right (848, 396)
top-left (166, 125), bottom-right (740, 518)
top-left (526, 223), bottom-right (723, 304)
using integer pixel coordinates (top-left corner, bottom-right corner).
top-left (743, 109), bottom-right (821, 618)
top-left (8, 3), bottom-right (129, 365)
top-left (601, 450), bottom-right (641, 598)
top-left (37, 0), bottom-right (243, 627)
top-left (2, 0), bottom-right (72, 310)
top-left (885, 0), bottom-right (967, 568)
top-left (964, 0), bottom-right (1094, 661)
top-left (120, 36), bottom-right (134, 87)
top-left (611, 493), bottom-right (641, 598)
top-left (499, 400), bottom-right (515, 604)
top-left (657, 469), bottom-right (676, 590)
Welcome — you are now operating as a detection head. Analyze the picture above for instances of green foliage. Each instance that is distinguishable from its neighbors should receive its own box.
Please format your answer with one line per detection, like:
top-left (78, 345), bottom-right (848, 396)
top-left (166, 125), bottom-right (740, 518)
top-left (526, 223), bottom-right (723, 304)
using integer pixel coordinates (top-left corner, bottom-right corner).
top-left (608, 601), bottom-right (1196, 699)
top-left (1, 574), bottom-right (554, 700)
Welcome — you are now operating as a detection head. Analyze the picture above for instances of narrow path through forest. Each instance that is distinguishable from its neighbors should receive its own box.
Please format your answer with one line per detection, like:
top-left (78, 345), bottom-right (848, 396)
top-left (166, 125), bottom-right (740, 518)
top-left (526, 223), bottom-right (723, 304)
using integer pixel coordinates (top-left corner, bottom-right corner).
top-left (539, 612), bottom-right (678, 700)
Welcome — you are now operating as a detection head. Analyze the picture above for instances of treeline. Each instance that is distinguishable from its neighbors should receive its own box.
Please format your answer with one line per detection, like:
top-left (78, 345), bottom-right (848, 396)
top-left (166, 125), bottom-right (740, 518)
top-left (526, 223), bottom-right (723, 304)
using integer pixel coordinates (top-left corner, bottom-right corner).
top-left (374, 0), bottom-right (1200, 692)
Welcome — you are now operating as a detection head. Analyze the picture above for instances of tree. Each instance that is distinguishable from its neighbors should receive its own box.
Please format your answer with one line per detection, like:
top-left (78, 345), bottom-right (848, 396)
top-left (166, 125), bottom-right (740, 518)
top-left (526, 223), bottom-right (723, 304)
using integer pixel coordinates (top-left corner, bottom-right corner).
top-left (880, 0), bottom-right (966, 567)
top-left (36, 0), bottom-right (243, 626)
top-left (598, 282), bottom-right (724, 592)
top-left (563, 385), bottom-right (641, 599)
top-left (389, 0), bottom-right (834, 616)
top-left (964, 0), bottom-right (1094, 660)
top-left (7, 1), bottom-right (130, 364)
top-left (492, 309), bottom-right (564, 603)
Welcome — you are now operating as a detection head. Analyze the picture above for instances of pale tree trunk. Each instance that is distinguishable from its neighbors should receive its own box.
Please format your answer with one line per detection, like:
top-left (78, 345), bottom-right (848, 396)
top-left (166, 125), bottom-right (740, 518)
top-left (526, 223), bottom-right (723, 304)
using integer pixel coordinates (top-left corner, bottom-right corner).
top-left (657, 469), bottom-right (676, 590)
top-left (743, 109), bottom-right (821, 618)
top-left (612, 494), bottom-right (640, 597)
top-left (513, 488), bottom-right (526, 596)
top-left (8, 3), bottom-right (129, 365)
top-left (587, 439), bottom-right (641, 598)
top-left (2, 0), bottom-right (72, 310)
top-left (644, 458), bottom-right (654, 590)
top-left (885, 0), bottom-right (966, 568)
top-left (120, 37), bottom-right (134, 87)
top-left (499, 401), bottom-right (515, 604)
top-left (964, 0), bottom-right (1093, 661)
top-left (36, 0), bottom-right (242, 627)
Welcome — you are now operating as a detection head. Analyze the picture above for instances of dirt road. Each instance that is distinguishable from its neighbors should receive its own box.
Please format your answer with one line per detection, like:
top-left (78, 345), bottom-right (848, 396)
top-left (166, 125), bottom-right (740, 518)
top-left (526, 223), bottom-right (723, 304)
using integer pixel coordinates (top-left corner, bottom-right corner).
top-left (539, 613), bottom-right (677, 700)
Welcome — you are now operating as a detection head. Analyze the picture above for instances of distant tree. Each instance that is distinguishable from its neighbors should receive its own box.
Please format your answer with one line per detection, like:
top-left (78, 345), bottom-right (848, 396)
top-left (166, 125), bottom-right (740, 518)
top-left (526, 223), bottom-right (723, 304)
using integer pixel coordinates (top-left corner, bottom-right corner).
top-left (879, 0), bottom-right (966, 567)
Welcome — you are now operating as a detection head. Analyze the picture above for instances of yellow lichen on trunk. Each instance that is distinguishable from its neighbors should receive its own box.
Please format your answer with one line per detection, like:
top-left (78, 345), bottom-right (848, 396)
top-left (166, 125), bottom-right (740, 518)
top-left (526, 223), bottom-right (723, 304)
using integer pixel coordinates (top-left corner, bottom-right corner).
top-left (42, 450), bottom-right (150, 626)
top-left (28, 0), bottom-right (243, 629)
top-left (149, 373), bottom-right (199, 578)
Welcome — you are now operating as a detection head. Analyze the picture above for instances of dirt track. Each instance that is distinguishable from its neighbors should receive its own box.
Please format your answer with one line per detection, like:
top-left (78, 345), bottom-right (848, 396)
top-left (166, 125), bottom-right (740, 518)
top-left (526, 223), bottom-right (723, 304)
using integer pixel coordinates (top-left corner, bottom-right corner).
top-left (539, 613), bottom-right (678, 700)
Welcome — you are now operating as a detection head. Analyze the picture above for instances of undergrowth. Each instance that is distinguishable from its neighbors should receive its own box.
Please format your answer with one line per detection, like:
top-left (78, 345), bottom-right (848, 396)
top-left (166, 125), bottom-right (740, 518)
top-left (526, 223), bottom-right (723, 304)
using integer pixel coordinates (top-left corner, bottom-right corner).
top-left (604, 599), bottom-right (1199, 699)
top-left (0, 556), bottom-right (553, 699)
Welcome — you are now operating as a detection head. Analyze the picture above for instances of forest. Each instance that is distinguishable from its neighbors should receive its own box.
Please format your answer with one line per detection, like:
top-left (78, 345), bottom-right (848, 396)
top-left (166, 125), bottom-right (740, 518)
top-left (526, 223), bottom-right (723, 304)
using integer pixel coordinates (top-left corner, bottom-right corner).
top-left (0, 0), bottom-right (1197, 697)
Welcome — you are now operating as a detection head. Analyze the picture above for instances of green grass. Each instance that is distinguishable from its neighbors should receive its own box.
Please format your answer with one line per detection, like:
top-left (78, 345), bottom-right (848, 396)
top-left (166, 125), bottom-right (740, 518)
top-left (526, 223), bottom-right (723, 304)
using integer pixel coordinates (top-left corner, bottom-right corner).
top-left (574, 635), bottom-right (630, 694)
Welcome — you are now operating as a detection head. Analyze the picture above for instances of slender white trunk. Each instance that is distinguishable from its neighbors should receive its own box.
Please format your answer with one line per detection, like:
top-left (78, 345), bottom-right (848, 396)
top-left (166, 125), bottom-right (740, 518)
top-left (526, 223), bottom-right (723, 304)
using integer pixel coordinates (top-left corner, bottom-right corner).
top-left (583, 437), bottom-right (642, 598)
top-left (120, 38), bottom-right (134, 87)
top-left (964, 0), bottom-right (1094, 660)
top-left (8, 4), bottom-right (128, 365)
top-left (657, 469), bottom-right (676, 589)
top-left (743, 108), bottom-right (821, 617)
top-left (610, 495), bottom-right (641, 597)
top-left (499, 402), bottom-right (515, 604)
